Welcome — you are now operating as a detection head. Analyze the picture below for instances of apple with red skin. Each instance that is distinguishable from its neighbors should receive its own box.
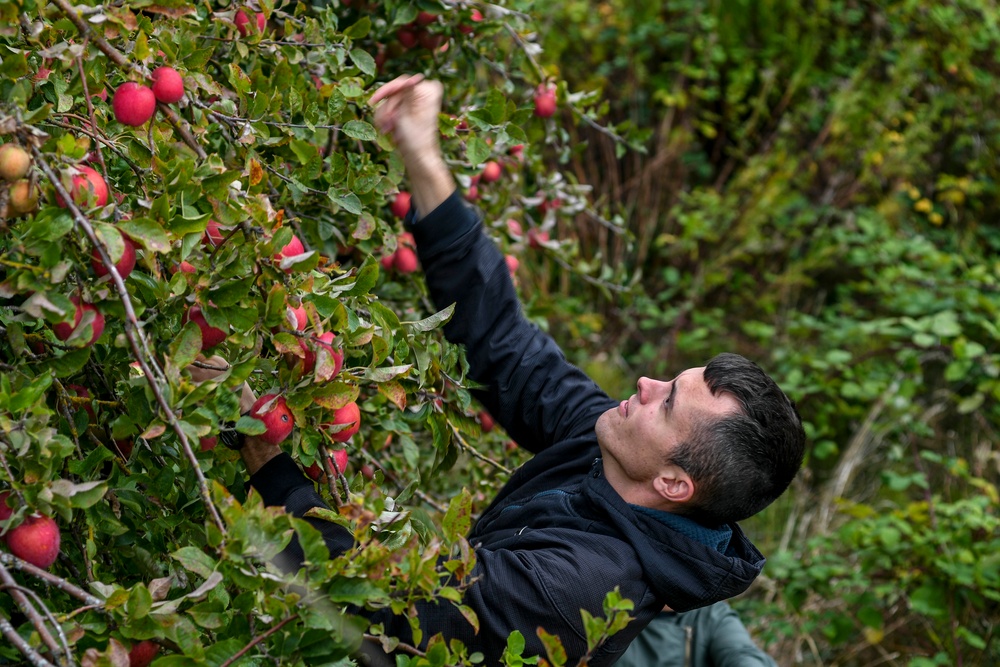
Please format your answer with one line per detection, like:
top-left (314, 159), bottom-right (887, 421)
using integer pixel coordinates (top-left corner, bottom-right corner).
top-left (329, 448), bottom-right (348, 472)
top-left (235, 9), bottom-right (266, 36)
top-left (481, 161), bottom-right (502, 183)
top-left (273, 234), bottom-right (305, 272)
top-left (393, 246), bottom-right (418, 273)
top-left (184, 305), bottom-right (227, 350)
top-left (0, 490), bottom-right (16, 522)
top-left (53, 297), bottom-right (105, 346)
top-left (128, 640), bottom-right (160, 667)
top-left (396, 27), bottom-right (419, 49)
top-left (506, 219), bottom-right (523, 237)
top-left (459, 9), bottom-right (484, 34)
top-left (527, 228), bottom-right (550, 248)
top-left (538, 193), bottom-right (562, 213)
top-left (505, 254), bottom-right (519, 276)
top-left (296, 331), bottom-right (342, 376)
top-left (5, 514), bottom-right (60, 569)
top-left (533, 83), bottom-right (557, 118)
top-left (324, 401), bottom-right (360, 443)
top-left (91, 235), bottom-right (137, 279)
top-left (151, 66), bottom-right (184, 104)
top-left (199, 435), bottom-right (217, 452)
top-left (203, 220), bottom-right (225, 247)
top-left (56, 165), bottom-right (109, 208)
top-left (113, 82), bottom-right (157, 127)
top-left (248, 394), bottom-right (295, 445)
top-left (65, 384), bottom-right (96, 421)
top-left (390, 191), bottom-right (411, 219)
top-left (0, 144), bottom-right (31, 182)
top-left (176, 261), bottom-right (196, 274)
top-left (479, 410), bottom-right (495, 433)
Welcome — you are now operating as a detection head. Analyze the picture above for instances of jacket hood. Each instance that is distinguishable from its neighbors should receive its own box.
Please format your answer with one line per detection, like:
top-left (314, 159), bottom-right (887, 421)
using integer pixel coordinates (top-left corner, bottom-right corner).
top-left (582, 458), bottom-right (765, 612)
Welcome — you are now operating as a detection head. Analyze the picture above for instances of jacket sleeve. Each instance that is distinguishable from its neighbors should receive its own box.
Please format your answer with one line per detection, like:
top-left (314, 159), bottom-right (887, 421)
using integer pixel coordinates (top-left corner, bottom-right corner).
top-left (409, 191), bottom-right (614, 454)
top-left (705, 602), bottom-right (779, 667)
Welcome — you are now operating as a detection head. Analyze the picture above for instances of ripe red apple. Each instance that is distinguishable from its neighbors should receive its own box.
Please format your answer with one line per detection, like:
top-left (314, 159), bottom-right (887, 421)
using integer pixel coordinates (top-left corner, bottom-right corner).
top-left (53, 297), bottom-right (105, 346)
top-left (305, 462), bottom-right (322, 480)
top-left (324, 401), bottom-right (360, 443)
top-left (329, 448), bottom-right (348, 472)
top-left (113, 82), bottom-right (157, 127)
top-left (248, 394), bottom-right (294, 445)
top-left (533, 83), bottom-right (557, 118)
top-left (296, 331), bottom-right (342, 376)
top-left (390, 191), bottom-right (411, 218)
top-left (0, 490), bottom-right (16, 521)
top-left (393, 246), bottom-right (418, 273)
top-left (91, 235), bottom-right (137, 279)
top-left (396, 27), bottom-right (419, 50)
top-left (418, 31), bottom-right (444, 50)
top-left (459, 8), bottom-right (484, 34)
top-left (286, 305), bottom-right (307, 330)
top-left (481, 161), bottom-right (502, 183)
top-left (505, 254), bottom-right (519, 276)
top-left (273, 234), bottom-right (305, 271)
top-left (203, 219), bottom-right (225, 247)
top-left (177, 260), bottom-right (196, 274)
top-left (151, 66), bottom-right (184, 104)
top-left (527, 228), bottom-right (550, 248)
top-left (184, 305), bottom-right (227, 350)
top-left (0, 144), bottom-right (31, 182)
top-left (65, 384), bottom-right (96, 421)
top-left (235, 9), bottom-right (266, 36)
top-left (538, 193), bottom-right (562, 213)
top-left (506, 219), bottom-right (523, 237)
top-left (56, 165), bottom-right (109, 208)
top-left (479, 410), bottom-right (494, 433)
top-left (8, 179), bottom-right (38, 215)
top-left (199, 435), bottom-right (217, 452)
top-left (5, 514), bottom-right (60, 569)
top-left (128, 640), bottom-right (160, 667)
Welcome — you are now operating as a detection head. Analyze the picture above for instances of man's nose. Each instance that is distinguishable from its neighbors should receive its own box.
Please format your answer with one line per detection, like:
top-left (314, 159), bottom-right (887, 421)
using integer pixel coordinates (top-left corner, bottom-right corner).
top-left (636, 377), bottom-right (666, 403)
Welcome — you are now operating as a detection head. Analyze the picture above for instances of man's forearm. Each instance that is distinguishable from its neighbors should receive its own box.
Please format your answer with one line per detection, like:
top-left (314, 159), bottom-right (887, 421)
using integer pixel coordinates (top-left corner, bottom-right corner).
top-left (403, 151), bottom-right (454, 218)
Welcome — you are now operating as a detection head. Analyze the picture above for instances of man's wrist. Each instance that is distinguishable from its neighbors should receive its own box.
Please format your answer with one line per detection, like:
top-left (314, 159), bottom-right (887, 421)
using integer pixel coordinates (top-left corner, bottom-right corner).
top-left (403, 153), bottom-right (454, 217)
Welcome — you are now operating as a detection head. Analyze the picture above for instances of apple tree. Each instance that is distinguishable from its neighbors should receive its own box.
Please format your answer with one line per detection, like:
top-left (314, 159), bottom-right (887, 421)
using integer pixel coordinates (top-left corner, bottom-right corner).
top-left (0, 0), bottom-right (633, 665)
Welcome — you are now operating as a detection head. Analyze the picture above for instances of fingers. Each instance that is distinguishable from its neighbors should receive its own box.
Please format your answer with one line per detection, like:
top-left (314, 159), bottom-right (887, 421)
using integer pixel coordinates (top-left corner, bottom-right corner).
top-left (368, 74), bottom-right (425, 107)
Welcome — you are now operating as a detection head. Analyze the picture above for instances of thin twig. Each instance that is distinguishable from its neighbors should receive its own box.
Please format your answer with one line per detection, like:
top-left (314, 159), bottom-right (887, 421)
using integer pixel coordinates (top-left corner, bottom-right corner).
top-left (447, 421), bottom-right (511, 474)
top-left (0, 610), bottom-right (57, 667)
top-left (0, 565), bottom-right (68, 664)
top-left (217, 614), bottom-right (299, 667)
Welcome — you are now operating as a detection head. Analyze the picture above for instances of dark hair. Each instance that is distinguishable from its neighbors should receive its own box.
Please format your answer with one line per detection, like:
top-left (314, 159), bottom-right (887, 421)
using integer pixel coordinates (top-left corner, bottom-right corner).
top-left (667, 352), bottom-right (805, 525)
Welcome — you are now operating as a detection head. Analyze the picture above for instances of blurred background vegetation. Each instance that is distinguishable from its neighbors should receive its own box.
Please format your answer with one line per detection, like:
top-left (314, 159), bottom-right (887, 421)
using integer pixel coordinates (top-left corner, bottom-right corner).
top-left (519, 0), bottom-right (999, 664)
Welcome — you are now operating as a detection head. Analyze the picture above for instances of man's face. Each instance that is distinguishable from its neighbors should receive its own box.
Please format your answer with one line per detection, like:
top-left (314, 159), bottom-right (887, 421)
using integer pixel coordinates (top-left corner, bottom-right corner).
top-left (595, 367), bottom-right (742, 500)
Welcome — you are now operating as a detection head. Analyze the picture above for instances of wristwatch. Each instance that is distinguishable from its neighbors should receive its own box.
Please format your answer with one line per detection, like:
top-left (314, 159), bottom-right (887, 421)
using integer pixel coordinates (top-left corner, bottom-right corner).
top-left (219, 412), bottom-right (250, 450)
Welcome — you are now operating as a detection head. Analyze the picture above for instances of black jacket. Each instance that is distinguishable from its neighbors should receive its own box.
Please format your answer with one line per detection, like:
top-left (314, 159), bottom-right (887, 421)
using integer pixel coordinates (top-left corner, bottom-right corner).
top-left (248, 192), bottom-right (766, 666)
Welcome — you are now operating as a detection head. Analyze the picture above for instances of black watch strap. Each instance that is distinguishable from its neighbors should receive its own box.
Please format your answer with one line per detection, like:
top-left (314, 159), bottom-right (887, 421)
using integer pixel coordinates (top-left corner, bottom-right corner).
top-left (219, 412), bottom-right (250, 450)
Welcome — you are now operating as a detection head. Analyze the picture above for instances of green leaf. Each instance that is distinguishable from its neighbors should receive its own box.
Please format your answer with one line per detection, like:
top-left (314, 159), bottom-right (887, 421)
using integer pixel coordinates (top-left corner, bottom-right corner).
top-left (50, 347), bottom-right (92, 378)
top-left (169, 324), bottom-right (203, 371)
top-left (235, 415), bottom-right (268, 436)
top-left (363, 364), bottom-right (412, 382)
top-left (484, 88), bottom-right (507, 124)
top-left (342, 120), bottom-right (377, 142)
top-left (344, 16), bottom-right (372, 39)
top-left (172, 546), bottom-right (217, 578)
top-left (120, 217), bottom-right (171, 253)
top-left (441, 488), bottom-right (472, 542)
top-left (349, 48), bottom-right (376, 76)
top-left (910, 582), bottom-right (948, 618)
top-left (536, 627), bottom-right (567, 667)
top-left (328, 187), bottom-right (363, 215)
top-left (126, 584), bottom-right (153, 619)
top-left (402, 304), bottom-right (454, 332)
top-left (342, 258), bottom-right (379, 297)
top-left (466, 136), bottom-right (491, 167)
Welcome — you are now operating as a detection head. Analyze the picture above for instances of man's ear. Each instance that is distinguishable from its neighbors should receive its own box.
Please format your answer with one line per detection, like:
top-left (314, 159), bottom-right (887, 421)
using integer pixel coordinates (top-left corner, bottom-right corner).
top-left (653, 465), bottom-right (694, 503)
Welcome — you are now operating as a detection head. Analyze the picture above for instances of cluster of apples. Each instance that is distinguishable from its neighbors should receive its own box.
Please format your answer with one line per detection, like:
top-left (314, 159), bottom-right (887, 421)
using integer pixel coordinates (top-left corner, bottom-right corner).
top-left (111, 66), bottom-right (184, 128)
top-left (0, 143), bottom-right (39, 217)
top-left (0, 491), bottom-right (60, 570)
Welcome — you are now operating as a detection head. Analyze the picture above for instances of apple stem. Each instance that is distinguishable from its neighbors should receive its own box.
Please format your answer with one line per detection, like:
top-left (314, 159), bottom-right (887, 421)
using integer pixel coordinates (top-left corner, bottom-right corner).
top-left (31, 150), bottom-right (229, 541)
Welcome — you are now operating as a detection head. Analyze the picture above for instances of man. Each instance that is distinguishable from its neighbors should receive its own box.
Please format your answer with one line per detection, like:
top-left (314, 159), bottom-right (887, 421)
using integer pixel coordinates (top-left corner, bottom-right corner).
top-left (232, 75), bottom-right (805, 666)
top-left (615, 602), bottom-right (780, 667)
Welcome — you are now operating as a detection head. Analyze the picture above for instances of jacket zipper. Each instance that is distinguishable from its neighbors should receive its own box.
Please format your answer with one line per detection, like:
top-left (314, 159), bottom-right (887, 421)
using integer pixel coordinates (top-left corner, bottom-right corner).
top-left (684, 625), bottom-right (693, 667)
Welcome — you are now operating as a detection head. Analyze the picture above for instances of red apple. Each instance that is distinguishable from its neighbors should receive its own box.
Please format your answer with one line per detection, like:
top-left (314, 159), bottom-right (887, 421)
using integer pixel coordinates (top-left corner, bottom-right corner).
top-left (199, 435), bottom-right (217, 452)
top-left (505, 254), bottom-right (519, 276)
top-left (53, 297), bottom-right (105, 346)
top-left (287, 305), bottom-right (307, 330)
top-left (324, 401), bottom-right (360, 443)
top-left (5, 514), bottom-right (60, 569)
top-left (396, 27), bottom-right (419, 50)
top-left (466, 184), bottom-right (479, 201)
top-left (235, 9), bottom-right (266, 36)
top-left (479, 410), bottom-right (494, 433)
top-left (393, 246), bottom-right (418, 273)
top-left (203, 220), bottom-right (225, 247)
top-left (177, 261), bottom-right (196, 274)
top-left (0, 144), bottom-right (31, 182)
top-left (128, 640), bottom-right (160, 667)
top-left (481, 161), bottom-right (502, 183)
top-left (248, 394), bottom-right (294, 445)
top-left (416, 11), bottom-right (437, 25)
top-left (297, 331), bottom-right (342, 376)
top-left (527, 228), bottom-right (550, 248)
top-left (533, 83), bottom-right (557, 118)
top-left (151, 66), bottom-right (184, 104)
top-left (0, 490), bottom-right (16, 521)
top-left (273, 234), bottom-right (305, 272)
top-left (459, 9), bottom-right (484, 34)
top-left (506, 219), bottom-right (523, 237)
top-left (91, 235), bottom-right (137, 279)
top-left (65, 384), bottom-right (96, 422)
top-left (113, 82), bottom-right (157, 127)
top-left (56, 165), bottom-right (109, 208)
top-left (305, 462), bottom-right (322, 480)
top-left (184, 305), bottom-right (227, 350)
top-left (390, 191), bottom-right (411, 219)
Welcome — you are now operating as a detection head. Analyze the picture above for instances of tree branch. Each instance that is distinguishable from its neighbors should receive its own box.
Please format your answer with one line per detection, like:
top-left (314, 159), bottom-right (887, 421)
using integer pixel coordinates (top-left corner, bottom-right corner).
top-left (217, 614), bottom-right (299, 667)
